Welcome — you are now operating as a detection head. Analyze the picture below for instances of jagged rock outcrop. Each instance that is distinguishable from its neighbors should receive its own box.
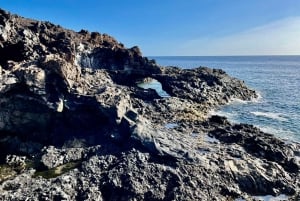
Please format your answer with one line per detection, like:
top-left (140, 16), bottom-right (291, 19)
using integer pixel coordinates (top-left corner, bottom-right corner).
top-left (0, 8), bottom-right (299, 201)
top-left (154, 67), bottom-right (257, 106)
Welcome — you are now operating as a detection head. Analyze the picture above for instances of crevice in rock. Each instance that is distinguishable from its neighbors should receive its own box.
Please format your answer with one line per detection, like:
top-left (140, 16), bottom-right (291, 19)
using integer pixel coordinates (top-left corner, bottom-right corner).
top-left (0, 41), bottom-right (26, 66)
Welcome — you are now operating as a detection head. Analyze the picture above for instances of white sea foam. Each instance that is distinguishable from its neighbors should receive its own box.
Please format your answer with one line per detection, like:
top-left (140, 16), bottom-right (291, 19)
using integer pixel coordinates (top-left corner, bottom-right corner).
top-left (252, 90), bottom-right (263, 102)
top-left (230, 98), bottom-right (249, 104)
top-left (251, 111), bottom-right (287, 121)
top-left (258, 126), bottom-right (283, 135)
top-left (230, 90), bottom-right (262, 104)
top-left (257, 125), bottom-right (296, 141)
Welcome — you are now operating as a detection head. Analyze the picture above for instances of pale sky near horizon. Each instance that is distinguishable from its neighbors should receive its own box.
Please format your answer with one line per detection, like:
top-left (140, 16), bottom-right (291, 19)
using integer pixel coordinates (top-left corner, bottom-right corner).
top-left (1, 1), bottom-right (300, 56)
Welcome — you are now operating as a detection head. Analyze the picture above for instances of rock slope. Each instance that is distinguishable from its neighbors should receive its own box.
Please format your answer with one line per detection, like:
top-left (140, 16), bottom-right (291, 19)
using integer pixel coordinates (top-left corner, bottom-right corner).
top-left (0, 8), bottom-right (299, 200)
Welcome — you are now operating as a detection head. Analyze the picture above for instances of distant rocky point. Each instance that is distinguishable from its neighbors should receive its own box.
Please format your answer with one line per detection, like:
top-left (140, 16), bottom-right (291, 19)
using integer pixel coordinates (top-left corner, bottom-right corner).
top-left (0, 8), bottom-right (299, 200)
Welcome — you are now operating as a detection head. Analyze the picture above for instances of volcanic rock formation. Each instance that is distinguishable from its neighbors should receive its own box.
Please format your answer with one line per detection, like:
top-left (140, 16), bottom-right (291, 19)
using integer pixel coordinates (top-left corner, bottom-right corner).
top-left (0, 8), bottom-right (299, 200)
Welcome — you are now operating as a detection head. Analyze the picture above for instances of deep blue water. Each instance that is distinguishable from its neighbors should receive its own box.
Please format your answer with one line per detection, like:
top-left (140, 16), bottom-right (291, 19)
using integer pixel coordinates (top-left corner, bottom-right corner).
top-left (149, 56), bottom-right (300, 142)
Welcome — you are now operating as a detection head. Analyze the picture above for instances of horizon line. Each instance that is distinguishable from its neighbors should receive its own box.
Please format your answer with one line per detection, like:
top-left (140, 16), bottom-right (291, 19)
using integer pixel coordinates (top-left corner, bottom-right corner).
top-left (146, 54), bottom-right (300, 57)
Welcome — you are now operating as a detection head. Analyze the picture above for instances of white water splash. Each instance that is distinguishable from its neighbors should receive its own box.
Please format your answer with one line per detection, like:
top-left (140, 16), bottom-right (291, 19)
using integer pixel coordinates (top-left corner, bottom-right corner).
top-left (251, 111), bottom-right (287, 121)
top-left (208, 110), bottom-right (239, 123)
top-left (230, 90), bottom-right (263, 104)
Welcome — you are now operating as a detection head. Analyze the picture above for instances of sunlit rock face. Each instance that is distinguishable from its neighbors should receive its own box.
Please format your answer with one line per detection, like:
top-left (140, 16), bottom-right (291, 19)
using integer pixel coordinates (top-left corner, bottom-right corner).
top-left (0, 8), bottom-right (299, 201)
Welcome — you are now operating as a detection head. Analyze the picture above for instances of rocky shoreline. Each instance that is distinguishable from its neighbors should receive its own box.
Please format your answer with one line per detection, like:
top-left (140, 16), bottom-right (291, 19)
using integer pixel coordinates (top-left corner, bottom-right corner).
top-left (0, 9), bottom-right (299, 200)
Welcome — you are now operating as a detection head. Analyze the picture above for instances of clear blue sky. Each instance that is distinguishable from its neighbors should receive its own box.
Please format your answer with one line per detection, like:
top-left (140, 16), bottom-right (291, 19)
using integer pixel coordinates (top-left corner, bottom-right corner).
top-left (1, 0), bottom-right (300, 56)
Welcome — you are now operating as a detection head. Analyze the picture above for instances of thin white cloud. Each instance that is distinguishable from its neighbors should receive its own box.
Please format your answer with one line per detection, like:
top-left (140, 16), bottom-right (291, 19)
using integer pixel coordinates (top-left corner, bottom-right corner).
top-left (180, 17), bottom-right (300, 56)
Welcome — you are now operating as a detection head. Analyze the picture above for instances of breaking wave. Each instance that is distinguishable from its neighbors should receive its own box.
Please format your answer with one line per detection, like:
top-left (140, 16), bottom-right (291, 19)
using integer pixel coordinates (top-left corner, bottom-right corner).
top-left (250, 111), bottom-right (287, 121)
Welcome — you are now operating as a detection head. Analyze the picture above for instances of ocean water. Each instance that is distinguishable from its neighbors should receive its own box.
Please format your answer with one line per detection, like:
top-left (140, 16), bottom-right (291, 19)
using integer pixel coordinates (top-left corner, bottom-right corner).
top-left (149, 56), bottom-right (300, 142)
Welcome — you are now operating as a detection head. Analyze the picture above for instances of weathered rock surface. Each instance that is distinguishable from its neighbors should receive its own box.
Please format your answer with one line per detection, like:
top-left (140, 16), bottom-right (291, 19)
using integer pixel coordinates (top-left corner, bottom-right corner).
top-left (154, 67), bottom-right (257, 106)
top-left (0, 8), bottom-right (299, 201)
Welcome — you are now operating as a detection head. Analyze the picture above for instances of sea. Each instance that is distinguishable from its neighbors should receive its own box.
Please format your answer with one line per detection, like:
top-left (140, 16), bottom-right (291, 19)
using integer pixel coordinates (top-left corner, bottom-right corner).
top-left (148, 56), bottom-right (300, 143)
